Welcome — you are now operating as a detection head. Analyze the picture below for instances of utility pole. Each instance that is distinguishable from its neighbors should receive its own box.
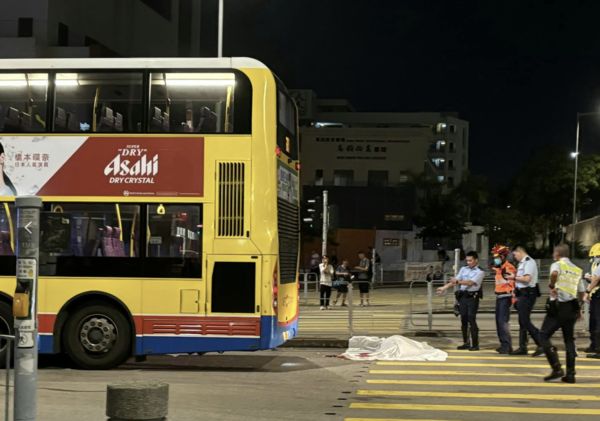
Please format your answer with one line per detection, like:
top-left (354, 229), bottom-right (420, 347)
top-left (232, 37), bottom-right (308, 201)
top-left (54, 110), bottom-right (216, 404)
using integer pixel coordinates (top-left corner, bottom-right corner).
top-left (217, 0), bottom-right (224, 57)
top-left (13, 196), bottom-right (42, 421)
top-left (321, 190), bottom-right (328, 257)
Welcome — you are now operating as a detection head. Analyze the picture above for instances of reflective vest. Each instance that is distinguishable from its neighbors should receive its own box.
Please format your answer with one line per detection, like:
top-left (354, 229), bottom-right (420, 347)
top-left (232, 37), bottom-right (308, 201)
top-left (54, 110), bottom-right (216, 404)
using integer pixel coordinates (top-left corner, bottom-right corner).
top-left (556, 260), bottom-right (583, 298)
top-left (494, 261), bottom-right (516, 294)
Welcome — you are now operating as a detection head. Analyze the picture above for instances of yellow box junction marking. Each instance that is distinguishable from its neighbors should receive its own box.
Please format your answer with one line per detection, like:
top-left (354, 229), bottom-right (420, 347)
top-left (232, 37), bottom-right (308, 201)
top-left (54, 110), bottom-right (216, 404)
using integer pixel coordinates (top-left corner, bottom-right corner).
top-left (357, 389), bottom-right (600, 400)
top-left (375, 361), bottom-right (600, 369)
top-left (369, 369), bottom-right (600, 379)
top-left (367, 379), bottom-right (600, 388)
top-left (349, 403), bottom-right (600, 415)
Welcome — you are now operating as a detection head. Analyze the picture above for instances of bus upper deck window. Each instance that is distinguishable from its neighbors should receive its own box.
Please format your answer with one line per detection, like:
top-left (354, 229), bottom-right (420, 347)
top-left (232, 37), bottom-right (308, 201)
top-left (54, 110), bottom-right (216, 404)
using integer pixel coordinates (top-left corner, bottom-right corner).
top-left (0, 73), bottom-right (48, 133)
top-left (53, 72), bottom-right (143, 133)
top-left (149, 72), bottom-right (235, 134)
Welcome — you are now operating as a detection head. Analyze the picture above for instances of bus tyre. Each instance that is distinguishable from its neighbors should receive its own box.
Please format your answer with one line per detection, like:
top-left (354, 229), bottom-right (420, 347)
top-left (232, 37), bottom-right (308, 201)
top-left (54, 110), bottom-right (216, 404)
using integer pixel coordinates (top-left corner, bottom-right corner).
top-left (63, 303), bottom-right (131, 370)
top-left (0, 301), bottom-right (14, 368)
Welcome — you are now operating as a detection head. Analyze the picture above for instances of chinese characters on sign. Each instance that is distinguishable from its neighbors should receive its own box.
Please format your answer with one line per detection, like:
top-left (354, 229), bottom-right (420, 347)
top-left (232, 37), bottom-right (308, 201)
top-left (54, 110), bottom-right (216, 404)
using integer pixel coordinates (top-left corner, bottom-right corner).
top-left (315, 136), bottom-right (408, 160)
top-left (14, 153), bottom-right (50, 168)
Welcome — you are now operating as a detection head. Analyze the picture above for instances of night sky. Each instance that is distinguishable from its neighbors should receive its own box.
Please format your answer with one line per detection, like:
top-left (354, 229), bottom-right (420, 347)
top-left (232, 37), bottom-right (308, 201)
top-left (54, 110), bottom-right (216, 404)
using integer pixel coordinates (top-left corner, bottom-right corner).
top-left (217, 0), bottom-right (600, 182)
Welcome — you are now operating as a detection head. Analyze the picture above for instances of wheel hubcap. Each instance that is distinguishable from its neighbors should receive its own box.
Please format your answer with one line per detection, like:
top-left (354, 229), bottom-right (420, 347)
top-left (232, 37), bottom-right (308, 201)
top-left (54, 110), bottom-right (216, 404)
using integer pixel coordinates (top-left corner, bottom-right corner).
top-left (79, 316), bottom-right (117, 353)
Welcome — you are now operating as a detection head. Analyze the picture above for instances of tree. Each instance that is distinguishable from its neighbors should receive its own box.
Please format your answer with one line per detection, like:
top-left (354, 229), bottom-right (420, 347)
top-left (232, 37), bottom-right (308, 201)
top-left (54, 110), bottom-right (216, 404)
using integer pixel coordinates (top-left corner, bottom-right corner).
top-left (414, 189), bottom-right (470, 240)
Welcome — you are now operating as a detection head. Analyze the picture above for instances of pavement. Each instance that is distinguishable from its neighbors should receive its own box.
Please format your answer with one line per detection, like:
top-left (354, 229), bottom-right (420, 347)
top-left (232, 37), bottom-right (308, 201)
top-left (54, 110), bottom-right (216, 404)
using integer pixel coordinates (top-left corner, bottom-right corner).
top-left (2, 285), bottom-right (598, 420)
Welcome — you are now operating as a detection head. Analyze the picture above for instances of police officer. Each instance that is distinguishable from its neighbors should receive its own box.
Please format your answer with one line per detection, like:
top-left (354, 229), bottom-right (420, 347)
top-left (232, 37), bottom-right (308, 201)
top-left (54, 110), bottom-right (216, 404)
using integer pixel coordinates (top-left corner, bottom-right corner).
top-left (507, 245), bottom-right (544, 357)
top-left (541, 244), bottom-right (586, 383)
top-left (491, 244), bottom-right (516, 354)
top-left (437, 251), bottom-right (484, 351)
top-left (584, 243), bottom-right (600, 359)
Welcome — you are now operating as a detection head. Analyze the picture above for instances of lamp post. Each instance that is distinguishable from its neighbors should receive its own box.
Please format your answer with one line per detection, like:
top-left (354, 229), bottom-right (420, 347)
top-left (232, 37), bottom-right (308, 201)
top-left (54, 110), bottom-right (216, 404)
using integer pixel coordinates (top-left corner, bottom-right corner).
top-left (218, 0), bottom-right (224, 58)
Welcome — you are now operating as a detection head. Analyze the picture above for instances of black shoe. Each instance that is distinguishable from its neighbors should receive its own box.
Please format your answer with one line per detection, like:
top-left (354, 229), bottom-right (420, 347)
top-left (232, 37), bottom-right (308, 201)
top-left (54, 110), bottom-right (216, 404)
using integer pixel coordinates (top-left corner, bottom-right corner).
top-left (544, 369), bottom-right (565, 382)
top-left (468, 346), bottom-right (480, 351)
top-left (531, 347), bottom-right (545, 357)
top-left (510, 348), bottom-right (528, 355)
top-left (497, 348), bottom-right (512, 355)
top-left (587, 353), bottom-right (600, 359)
top-left (457, 344), bottom-right (470, 350)
top-left (584, 346), bottom-right (596, 353)
top-left (562, 375), bottom-right (576, 384)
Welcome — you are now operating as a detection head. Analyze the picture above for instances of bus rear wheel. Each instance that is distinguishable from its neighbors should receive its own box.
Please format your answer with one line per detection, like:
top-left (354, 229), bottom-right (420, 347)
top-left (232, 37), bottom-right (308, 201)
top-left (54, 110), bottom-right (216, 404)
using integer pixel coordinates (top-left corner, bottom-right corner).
top-left (0, 301), bottom-right (14, 368)
top-left (63, 303), bottom-right (131, 370)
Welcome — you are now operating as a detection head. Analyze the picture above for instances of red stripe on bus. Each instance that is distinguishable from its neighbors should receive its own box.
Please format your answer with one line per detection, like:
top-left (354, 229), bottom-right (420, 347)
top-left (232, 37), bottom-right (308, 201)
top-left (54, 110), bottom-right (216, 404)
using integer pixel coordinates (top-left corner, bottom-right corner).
top-left (38, 313), bottom-right (260, 337)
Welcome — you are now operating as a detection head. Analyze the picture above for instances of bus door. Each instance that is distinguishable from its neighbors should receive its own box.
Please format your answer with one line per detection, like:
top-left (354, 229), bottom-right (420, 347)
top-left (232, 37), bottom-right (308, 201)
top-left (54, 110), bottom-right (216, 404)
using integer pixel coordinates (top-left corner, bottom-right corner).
top-left (206, 255), bottom-right (262, 333)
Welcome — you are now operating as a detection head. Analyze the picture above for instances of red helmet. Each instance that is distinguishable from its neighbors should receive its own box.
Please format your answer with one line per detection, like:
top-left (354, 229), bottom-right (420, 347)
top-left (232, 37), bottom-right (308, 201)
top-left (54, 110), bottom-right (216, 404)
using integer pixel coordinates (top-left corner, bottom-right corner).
top-left (491, 244), bottom-right (510, 258)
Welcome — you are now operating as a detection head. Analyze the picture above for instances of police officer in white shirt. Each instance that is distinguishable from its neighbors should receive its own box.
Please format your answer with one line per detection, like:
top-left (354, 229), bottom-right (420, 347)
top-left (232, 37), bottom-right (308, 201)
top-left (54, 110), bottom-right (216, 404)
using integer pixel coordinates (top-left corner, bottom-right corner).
top-left (506, 245), bottom-right (544, 357)
top-left (437, 251), bottom-right (485, 350)
top-left (540, 244), bottom-right (586, 383)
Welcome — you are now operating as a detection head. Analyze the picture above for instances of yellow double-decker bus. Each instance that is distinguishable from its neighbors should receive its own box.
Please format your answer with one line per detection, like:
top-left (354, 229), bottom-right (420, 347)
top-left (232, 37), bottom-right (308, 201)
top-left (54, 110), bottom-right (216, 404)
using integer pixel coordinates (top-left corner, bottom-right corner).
top-left (0, 57), bottom-right (299, 369)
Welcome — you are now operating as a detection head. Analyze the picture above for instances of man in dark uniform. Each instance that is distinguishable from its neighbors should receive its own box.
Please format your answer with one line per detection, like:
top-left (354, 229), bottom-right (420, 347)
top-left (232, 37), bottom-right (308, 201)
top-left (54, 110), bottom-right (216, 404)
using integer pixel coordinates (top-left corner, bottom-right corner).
top-left (507, 245), bottom-right (544, 357)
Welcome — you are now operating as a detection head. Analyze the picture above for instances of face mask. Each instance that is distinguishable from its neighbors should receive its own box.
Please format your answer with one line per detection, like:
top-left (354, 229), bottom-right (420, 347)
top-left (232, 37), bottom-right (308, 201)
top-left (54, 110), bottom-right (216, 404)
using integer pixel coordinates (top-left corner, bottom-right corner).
top-left (494, 257), bottom-right (502, 266)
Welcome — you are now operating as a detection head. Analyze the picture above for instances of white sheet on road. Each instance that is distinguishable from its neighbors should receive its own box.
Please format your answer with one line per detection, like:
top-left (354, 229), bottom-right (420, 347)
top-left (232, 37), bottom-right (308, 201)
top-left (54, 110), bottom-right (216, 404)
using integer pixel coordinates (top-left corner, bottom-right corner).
top-left (341, 335), bottom-right (448, 361)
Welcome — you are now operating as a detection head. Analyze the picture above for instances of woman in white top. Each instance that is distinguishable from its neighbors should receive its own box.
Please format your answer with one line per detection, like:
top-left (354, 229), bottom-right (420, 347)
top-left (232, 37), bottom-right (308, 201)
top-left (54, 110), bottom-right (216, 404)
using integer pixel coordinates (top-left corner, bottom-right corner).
top-left (319, 255), bottom-right (334, 310)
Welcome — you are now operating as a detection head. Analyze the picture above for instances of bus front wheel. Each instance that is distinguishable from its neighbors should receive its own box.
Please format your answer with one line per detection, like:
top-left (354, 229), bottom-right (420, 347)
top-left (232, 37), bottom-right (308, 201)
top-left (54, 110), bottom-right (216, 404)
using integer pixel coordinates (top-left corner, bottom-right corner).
top-left (0, 301), bottom-right (14, 368)
top-left (63, 303), bottom-right (131, 370)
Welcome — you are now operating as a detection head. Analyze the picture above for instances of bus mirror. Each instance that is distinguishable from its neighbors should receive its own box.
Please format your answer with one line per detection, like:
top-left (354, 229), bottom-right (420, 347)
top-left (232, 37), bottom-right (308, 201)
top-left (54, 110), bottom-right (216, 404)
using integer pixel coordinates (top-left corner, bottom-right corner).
top-left (157, 204), bottom-right (165, 215)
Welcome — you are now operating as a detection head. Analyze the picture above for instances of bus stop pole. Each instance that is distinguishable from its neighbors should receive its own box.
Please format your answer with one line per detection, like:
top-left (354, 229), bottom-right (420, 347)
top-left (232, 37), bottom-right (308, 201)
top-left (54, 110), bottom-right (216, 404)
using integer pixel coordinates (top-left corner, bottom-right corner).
top-left (13, 196), bottom-right (42, 421)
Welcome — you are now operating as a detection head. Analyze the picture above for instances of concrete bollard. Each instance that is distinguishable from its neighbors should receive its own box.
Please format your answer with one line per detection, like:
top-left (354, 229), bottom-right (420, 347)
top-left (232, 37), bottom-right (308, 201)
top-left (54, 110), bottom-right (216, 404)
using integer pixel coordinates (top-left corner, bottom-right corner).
top-left (106, 381), bottom-right (169, 421)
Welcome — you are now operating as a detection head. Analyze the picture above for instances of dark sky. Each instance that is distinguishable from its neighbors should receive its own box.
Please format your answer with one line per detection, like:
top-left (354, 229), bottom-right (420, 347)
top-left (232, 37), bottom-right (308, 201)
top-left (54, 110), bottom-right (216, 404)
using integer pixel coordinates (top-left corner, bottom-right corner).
top-left (217, 0), bottom-right (600, 182)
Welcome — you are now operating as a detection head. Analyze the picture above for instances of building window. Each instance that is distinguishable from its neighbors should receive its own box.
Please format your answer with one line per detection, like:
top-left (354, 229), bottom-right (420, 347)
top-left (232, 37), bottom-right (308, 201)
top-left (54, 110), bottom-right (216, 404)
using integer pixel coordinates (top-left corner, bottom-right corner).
top-left (437, 175), bottom-right (445, 183)
top-left (449, 142), bottom-right (456, 153)
top-left (384, 214), bottom-right (405, 222)
top-left (17, 18), bottom-right (33, 37)
top-left (333, 170), bottom-right (353, 186)
top-left (450, 124), bottom-right (456, 133)
top-left (399, 172), bottom-right (409, 183)
top-left (447, 177), bottom-right (454, 187)
top-left (448, 159), bottom-right (455, 170)
top-left (141, 0), bottom-right (173, 20)
top-left (58, 23), bottom-right (69, 46)
top-left (54, 72), bottom-right (143, 133)
top-left (431, 158), bottom-right (445, 169)
top-left (315, 169), bottom-right (324, 186)
top-left (368, 170), bottom-right (388, 187)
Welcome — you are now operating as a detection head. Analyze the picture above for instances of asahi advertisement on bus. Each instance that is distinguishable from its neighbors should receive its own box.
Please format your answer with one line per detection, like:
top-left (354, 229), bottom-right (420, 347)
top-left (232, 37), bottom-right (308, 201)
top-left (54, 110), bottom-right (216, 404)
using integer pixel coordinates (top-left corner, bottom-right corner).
top-left (0, 136), bottom-right (204, 197)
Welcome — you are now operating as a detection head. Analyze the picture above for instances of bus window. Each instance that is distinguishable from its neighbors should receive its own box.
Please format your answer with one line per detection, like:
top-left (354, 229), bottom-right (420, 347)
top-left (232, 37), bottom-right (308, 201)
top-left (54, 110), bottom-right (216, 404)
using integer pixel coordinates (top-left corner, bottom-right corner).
top-left (277, 90), bottom-right (298, 160)
top-left (40, 203), bottom-right (140, 258)
top-left (147, 204), bottom-right (201, 259)
top-left (0, 73), bottom-right (48, 133)
top-left (149, 73), bottom-right (235, 134)
top-left (53, 72), bottom-right (143, 133)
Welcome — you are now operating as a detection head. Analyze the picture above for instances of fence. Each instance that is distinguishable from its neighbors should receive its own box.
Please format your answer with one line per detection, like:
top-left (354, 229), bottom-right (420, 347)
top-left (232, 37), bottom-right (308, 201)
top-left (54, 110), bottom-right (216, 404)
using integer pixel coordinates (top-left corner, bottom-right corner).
top-left (0, 334), bottom-right (14, 421)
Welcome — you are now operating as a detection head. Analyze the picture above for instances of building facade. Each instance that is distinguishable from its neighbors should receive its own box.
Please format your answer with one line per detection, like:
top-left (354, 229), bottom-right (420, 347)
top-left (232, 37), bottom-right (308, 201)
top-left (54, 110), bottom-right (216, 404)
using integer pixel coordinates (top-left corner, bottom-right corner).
top-left (0, 0), bottom-right (205, 58)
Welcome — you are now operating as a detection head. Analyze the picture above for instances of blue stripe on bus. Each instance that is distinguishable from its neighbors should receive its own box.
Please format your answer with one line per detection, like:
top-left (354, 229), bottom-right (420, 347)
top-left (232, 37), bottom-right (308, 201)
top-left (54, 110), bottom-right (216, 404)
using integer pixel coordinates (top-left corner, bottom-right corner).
top-left (38, 315), bottom-right (299, 356)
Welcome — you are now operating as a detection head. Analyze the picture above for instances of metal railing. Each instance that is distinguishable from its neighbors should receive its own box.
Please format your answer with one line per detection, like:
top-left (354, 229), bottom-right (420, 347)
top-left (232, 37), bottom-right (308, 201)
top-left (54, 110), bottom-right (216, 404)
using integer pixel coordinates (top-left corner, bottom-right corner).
top-left (1, 334), bottom-right (14, 421)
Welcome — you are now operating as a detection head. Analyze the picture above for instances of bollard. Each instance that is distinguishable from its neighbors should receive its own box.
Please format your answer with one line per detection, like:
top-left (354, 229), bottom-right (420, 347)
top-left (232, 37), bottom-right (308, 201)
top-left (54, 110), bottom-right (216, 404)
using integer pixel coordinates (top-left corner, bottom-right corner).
top-left (106, 381), bottom-right (169, 421)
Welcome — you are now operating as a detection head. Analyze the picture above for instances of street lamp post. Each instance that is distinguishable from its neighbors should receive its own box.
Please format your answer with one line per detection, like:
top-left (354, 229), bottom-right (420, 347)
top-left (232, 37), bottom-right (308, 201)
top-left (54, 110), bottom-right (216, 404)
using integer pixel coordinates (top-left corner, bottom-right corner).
top-left (218, 0), bottom-right (224, 58)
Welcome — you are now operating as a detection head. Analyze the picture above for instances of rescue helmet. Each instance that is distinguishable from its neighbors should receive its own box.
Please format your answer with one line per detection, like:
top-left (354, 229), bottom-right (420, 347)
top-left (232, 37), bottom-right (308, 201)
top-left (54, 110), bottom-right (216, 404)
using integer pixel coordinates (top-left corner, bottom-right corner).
top-left (491, 244), bottom-right (510, 258)
top-left (589, 243), bottom-right (600, 257)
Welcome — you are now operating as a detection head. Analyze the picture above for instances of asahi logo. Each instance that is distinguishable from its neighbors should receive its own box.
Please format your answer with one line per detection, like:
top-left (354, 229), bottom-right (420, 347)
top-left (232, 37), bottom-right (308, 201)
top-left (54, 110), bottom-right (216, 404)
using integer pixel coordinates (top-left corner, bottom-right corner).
top-left (104, 145), bottom-right (158, 184)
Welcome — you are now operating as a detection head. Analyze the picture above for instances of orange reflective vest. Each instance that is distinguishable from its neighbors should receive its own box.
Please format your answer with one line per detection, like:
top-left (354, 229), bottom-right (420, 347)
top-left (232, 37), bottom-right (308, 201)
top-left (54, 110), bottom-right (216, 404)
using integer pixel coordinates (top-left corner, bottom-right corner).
top-left (494, 261), bottom-right (516, 294)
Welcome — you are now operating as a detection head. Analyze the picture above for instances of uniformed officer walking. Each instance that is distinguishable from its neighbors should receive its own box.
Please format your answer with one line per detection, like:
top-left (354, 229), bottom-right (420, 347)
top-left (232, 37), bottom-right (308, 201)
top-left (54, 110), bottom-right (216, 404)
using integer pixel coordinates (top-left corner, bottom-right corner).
top-left (541, 244), bottom-right (585, 383)
top-left (584, 243), bottom-right (600, 359)
top-left (437, 251), bottom-right (485, 351)
top-left (507, 245), bottom-right (544, 357)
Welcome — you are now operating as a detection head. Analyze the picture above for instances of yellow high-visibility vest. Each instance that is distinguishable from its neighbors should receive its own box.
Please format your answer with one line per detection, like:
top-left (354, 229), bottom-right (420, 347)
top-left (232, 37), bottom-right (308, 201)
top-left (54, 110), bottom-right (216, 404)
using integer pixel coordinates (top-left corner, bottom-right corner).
top-left (591, 262), bottom-right (600, 297)
top-left (557, 261), bottom-right (583, 298)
